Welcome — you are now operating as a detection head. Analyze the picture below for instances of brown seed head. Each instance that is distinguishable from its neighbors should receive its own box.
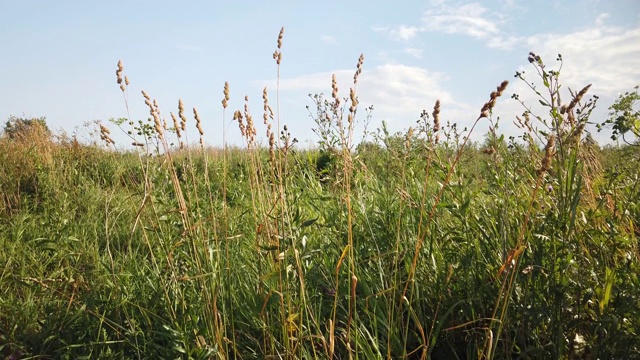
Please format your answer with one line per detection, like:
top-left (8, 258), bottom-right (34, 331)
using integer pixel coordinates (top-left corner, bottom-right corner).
top-left (567, 84), bottom-right (592, 111)
top-left (538, 135), bottom-right (556, 175)
top-left (116, 60), bottom-right (123, 84)
top-left (193, 108), bottom-right (204, 136)
top-left (432, 99), bottom-right (441, 133)
top-left (497, 80), bottom-right (509, 96)
top-left (354, 54), bottom-right (364, 84)
top-left (178, 99), bottom-right (187, 131)
top-left (222, 82), bottom-right (230, 109)
top-left (277, 27), bottom-right (284, 49)
top-left (479, 80), bottom-right (508, 118)
top-left (406, 127), bottom-right (414, 149)
top-left (171, 112), bottom-right (181, 138)
top-left (568, 122), bottom-right (586, 145)
top-left (153, 113), bottom-right (163, 136)
top-left (331, 74), bottom-right (339, 99)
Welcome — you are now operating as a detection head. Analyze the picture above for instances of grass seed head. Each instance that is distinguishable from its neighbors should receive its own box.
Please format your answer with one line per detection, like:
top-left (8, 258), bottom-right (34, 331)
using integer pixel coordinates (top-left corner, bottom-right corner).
top-left (178, 99), bottom-right (187, 131)
top-left (538, 135), bottom-right (556, 175)
top-left (331, 74), bottom-right (341, 109)
top-left (353, 54), bottom-right (364, 84)
top-left (567, 84), bottom-right (592, 111)
top-left (193, 107), bottom-right (204, 136)
top-left (171, 112), bottom-right (182, 138)
top-left (273, 27), bottom-right (284, 65)
top-left (116, 60), bottom-right (123, 85)
top-left (277, 27), bottom-right (284, 49)
top-left (222, 82), bottom-right (229, 109)
top-left (480, 80), bottom-right (509, 118)
top-left (432, 99), bottom-right (441, 133)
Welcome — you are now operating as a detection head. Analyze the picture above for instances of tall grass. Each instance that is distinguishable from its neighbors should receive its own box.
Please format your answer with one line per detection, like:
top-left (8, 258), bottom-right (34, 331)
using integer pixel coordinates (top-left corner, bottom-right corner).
top-left (1, 33), bottom-right (639, 359)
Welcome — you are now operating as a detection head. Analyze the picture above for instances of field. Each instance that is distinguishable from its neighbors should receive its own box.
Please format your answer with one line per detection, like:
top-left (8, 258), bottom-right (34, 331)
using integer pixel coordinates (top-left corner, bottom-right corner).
top-left (1, 39), bottom-right (640, 359)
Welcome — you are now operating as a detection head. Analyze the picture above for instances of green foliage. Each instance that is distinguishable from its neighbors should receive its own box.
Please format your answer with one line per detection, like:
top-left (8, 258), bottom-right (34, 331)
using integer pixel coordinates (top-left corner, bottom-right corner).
top-left (1, 52), bottom-right (639, 359)
top-left (2, 115), bottom-right (51, 140)
top-left (599, 85), bottom-right (640, 144)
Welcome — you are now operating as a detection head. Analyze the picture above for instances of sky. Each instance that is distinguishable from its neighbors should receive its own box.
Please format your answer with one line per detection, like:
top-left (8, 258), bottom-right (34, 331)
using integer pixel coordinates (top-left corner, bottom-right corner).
top-left (1, 0), bottom-right (639, 148)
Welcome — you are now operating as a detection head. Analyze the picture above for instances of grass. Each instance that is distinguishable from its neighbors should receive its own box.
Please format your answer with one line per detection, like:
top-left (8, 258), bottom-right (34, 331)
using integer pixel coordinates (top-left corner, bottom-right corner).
top-left (1, 32), bottom-right (639, 359)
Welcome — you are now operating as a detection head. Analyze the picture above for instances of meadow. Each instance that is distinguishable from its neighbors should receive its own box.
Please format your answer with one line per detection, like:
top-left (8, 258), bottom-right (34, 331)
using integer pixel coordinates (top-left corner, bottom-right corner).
top-left (1, 30), bottom-right (639, 359)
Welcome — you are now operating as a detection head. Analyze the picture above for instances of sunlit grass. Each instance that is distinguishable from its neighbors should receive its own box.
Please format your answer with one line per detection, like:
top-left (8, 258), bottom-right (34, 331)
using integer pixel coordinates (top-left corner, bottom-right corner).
top-left (1, 34), bottom-right (639, 359)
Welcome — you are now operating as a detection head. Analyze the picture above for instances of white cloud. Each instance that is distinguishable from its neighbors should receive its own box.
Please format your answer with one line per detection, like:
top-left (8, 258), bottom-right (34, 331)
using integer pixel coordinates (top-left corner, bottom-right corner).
top-left (272, 64), bottom-right (466, 133)
top-left (487, 35), bottom-right (522, 50)
top-left (403, 47), bottom-right (423, 58)
top-left (374, 25), bottom-right (420, 41)
top-left (277, 16), bottom-right (640, 145)
top-left (421, 3), bottom-right (500, 40)
top-left (525, 26), bottom-right (640, 95)
top-left (595, 13), bottom-right (609, 26)
top-left (490, 24), bottom-right (640, 145)
top-left (320, 35), bottom-right (337, 45)
top-left (374, 2), bottom-right (516, 49)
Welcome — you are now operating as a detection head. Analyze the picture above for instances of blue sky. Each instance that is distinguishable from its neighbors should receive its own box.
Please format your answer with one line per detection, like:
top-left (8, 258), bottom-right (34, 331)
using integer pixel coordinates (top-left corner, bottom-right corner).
top-left (1, 0), bottom-right (639, 147)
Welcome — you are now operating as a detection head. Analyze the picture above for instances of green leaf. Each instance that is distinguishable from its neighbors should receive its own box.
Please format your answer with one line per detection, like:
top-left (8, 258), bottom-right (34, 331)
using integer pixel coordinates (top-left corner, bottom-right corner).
top-left (300, 218), bottom-right (318, 228)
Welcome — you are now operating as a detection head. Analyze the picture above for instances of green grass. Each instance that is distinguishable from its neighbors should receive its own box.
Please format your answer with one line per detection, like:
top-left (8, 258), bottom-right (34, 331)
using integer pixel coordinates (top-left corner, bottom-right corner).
top-left (1, 44), bottom-right (639, 359)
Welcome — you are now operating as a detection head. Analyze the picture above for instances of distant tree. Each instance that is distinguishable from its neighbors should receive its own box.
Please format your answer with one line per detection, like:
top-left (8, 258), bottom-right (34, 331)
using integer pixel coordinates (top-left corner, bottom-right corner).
top-left (599, 85), bottom-right (640, 145)
top-left (2, 116), bottom-right (51, 140)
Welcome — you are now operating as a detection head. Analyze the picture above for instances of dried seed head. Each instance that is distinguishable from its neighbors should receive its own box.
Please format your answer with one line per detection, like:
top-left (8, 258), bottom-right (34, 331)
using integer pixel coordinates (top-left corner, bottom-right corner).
top-left (349, 88), bottom-right (358, 116)
top-left (331, 74), bottom-right (339, 99)
top-left (480, 80), bottom-right (509, 118)
top-left (193, 107), bottom-right (204, 136)
top-left (538, 135), bottom-right (556, 175)
top-left (432, 99), bottom-right (441, 133)
top-left (116, 60), bottom-right (123, 84)
top-left (277, 27), bottom-right (284, 49)
top-left (177, 100), bottom-right (187, 132)
top-left (568, 122), bottom-right (586, 145)
top-left (273, 28), bottom-right (284, 65)
top-left (171, 112), bottom-right (181, 138)
top-left (482, 147), bottom-right (496, 155)
top-left (153, 113), bottom-right (163, 136)
top-left (222, 82), bottom-right (230, 109)
top-left (142, 91), bottom-right (150, 101)
top-left (233, 110), bottom-right (246, 137)
top-left (124, 76), bottom-right (129, 86)
top-left (99, 124), bottom-right (110, 135)
top-left (354, 54), bottom-right (364, 84)
top-left (263, 87), bottom-right (274, 124)
top-left (567, 84), bottom-right (592, 111)
top-left (405, 127), bottom-right (414, 148)
top-left (269, 132), bottom-right (276, 162)
top-left (497, 80), bottom-right (509, 96)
